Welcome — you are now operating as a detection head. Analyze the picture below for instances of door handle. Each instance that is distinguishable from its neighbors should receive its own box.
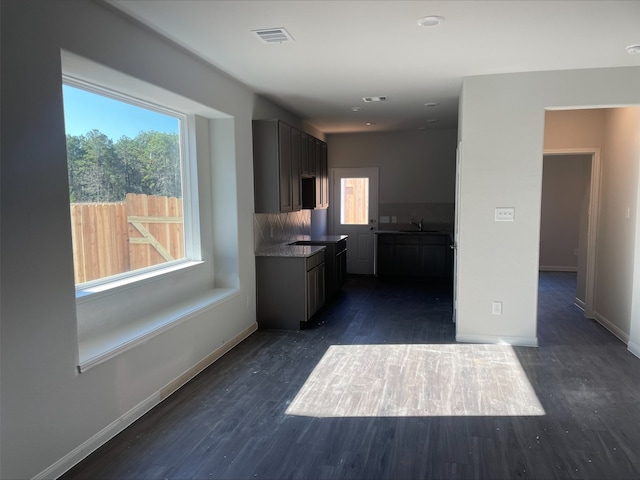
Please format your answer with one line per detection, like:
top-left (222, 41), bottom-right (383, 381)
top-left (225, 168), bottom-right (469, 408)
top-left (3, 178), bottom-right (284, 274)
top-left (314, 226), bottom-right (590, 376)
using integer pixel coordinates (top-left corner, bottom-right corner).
top-left (450, 243), bottom-right (457, 250)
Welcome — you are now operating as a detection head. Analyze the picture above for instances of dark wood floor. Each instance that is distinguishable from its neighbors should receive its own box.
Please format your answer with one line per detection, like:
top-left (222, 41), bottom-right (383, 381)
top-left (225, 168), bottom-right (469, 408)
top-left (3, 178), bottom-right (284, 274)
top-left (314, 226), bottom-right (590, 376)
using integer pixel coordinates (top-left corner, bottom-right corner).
top-left (62, 273), bottom-right (640, 480)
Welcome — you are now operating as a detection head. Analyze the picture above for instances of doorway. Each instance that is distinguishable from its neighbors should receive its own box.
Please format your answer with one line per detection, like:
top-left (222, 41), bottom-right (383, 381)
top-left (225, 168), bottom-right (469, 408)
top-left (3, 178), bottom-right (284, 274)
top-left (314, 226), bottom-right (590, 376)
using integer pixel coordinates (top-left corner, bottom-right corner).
top-left (330, 167), bottom-right (379, 274)
top-left (540, 148), bottom-right (601, 318)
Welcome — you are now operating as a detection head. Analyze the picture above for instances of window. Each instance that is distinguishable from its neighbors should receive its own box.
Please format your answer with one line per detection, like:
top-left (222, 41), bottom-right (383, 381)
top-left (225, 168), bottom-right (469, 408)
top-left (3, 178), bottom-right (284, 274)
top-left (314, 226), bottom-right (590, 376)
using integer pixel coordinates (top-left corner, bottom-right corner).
top-left (340, 177), bottom-right (369, 225)
top-left (62, 81), bottom-right (190, 285)
top-left (62, 51), bottom-right (240, 373)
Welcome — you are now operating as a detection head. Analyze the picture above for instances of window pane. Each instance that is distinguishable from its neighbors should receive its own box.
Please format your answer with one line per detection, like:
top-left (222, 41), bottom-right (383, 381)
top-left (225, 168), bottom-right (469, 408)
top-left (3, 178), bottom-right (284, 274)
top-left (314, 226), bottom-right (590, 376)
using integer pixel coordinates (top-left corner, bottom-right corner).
top-left (340, 178), bottom-right (369, 225)
top-left (62, 83), bottom-right (185, 285)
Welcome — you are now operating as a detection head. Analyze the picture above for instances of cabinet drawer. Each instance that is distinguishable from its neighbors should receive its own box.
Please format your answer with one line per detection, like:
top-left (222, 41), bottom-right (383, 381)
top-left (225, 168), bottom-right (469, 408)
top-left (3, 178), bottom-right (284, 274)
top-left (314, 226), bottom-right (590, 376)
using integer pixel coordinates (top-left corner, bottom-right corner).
top-left (306, 250), bottom-right (325, 271)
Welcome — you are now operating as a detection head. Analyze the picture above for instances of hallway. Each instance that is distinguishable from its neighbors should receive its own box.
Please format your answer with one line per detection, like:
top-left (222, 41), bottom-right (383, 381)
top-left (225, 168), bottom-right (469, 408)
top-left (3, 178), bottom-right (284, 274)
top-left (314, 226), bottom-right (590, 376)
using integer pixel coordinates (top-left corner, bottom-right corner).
top-left (62, 273), bottom-right (640, 480)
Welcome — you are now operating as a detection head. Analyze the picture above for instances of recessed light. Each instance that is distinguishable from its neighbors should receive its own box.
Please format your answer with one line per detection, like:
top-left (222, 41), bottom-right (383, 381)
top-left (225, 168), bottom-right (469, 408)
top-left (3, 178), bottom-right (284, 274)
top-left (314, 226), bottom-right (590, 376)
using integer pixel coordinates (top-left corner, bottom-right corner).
top-left (424, 102), bottom-right (439, 107)
top-left (417, 15), bottom-right (445, 27)
top-left (626, 44), bottom-right (640, 54)
top-left (365, 122), bottom-right (376, 126)
top-left (351, 106), bottom-right (362, 112)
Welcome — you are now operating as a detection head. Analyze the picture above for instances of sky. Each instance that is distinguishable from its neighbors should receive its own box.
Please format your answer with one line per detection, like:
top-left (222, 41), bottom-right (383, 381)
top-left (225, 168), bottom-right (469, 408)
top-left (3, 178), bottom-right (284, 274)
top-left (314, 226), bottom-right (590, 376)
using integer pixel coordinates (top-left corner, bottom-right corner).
top-left (62, 84), bottom-right (179, 140)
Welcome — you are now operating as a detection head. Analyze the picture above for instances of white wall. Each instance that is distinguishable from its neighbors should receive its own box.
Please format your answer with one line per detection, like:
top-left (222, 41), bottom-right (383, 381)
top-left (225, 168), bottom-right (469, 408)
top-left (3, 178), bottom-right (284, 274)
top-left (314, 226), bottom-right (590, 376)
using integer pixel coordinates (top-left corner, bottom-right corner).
top-left (457, 67), bottom-right (640, 346)
top-left (597, 107), bottom-right (640, 339)
top-left (0, 2), bottom-right (304, 479)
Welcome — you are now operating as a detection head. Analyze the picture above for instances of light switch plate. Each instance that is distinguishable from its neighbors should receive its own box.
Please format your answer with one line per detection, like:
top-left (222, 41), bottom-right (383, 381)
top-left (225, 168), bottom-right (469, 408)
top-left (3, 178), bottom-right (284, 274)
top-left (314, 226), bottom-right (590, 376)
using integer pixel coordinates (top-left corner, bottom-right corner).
top-left (495, 207), bottom-right (515, 222)
top-left (380, 216), bottom-right (390, 224)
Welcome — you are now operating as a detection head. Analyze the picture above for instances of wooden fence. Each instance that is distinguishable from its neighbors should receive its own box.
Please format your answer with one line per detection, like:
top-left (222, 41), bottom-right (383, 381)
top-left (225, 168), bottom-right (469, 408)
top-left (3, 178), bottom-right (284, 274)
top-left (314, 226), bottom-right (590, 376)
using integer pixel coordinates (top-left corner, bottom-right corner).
top-left (70, 193), bottom-right (184, 284)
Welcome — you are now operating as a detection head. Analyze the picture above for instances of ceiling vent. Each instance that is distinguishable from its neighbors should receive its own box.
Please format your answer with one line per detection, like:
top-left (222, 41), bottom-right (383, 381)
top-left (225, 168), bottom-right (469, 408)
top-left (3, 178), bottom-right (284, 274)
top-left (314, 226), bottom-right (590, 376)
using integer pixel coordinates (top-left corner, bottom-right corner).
top-left (363, 96), bottom-right (388, 103)
top-left (252, 28), bottom-right (294, 44)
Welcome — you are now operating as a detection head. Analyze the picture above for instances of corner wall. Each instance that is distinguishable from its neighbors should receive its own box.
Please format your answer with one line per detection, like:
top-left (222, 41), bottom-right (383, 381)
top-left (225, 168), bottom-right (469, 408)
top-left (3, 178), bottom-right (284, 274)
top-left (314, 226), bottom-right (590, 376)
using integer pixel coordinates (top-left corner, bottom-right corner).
top-left (457, 67), bottom-right (640, 346)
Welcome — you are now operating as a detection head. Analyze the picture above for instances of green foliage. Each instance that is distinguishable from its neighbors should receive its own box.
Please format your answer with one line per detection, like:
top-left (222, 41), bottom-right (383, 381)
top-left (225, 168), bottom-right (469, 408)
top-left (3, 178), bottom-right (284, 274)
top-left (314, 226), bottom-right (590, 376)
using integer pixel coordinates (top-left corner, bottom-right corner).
top-left (66, 130), bottom-right (181, 202)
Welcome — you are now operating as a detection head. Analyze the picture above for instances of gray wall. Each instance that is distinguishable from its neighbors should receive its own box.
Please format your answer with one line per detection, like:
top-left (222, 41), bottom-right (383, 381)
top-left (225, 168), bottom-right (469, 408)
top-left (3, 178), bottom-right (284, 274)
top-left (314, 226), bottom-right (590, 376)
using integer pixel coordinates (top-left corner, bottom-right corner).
top-left (539, 154), bottom-right (591, 272)
top-left (327, 129), bottom-right (457, 232)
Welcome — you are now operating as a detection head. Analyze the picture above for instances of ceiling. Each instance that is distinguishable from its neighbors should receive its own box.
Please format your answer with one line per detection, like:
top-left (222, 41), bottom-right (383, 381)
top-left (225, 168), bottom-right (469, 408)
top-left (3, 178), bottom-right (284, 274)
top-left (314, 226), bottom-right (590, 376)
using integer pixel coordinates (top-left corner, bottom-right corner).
top-left (109, 1), bottom-right (640, 134)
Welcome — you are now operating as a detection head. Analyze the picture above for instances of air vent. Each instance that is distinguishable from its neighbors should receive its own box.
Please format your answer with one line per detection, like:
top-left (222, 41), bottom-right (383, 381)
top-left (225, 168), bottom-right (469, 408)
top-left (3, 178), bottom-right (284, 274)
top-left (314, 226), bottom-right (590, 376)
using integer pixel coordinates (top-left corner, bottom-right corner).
top-left (252, 28), bottom-right (294, 44)
top-left (363, 96), bottom-right (388, 103)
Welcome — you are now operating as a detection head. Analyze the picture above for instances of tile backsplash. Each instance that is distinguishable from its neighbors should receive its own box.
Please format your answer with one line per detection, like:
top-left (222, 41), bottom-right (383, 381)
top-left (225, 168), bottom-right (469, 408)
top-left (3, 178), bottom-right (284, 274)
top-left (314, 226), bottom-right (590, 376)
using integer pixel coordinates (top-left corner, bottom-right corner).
top-left (254, 210), bottom-right (311, 251)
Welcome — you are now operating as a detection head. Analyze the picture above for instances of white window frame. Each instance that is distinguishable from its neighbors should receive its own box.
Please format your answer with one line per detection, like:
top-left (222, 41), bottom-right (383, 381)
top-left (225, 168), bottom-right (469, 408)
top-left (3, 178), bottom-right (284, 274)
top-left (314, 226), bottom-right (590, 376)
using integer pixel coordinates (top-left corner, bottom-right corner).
top-left (62, 76), bottom-right (202, 295)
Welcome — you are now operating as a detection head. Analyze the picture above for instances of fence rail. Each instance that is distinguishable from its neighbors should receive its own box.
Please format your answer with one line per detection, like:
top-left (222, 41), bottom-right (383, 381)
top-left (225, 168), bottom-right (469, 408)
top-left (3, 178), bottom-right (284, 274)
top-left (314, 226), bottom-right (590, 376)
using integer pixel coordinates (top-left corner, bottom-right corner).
top-left (70, 193), bottom-right (184, 284)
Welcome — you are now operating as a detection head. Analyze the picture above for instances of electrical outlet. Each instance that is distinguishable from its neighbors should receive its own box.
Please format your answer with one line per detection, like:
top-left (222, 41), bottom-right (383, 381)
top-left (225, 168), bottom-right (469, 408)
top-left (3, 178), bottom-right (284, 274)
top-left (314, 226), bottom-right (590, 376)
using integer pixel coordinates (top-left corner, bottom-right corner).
top-left (573, 249), bottom-right (579, 256)
top-left (492, 301), bottom-right (503, 315)
top-left (495, 207), bottom-right (515, 222)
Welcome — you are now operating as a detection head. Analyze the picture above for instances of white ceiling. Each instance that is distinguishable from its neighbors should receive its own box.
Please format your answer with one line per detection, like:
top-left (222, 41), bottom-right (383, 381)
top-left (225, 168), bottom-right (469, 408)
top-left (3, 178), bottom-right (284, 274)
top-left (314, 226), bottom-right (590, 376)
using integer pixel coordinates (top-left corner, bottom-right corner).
top-left (110, 1), bottom-right (640, 134)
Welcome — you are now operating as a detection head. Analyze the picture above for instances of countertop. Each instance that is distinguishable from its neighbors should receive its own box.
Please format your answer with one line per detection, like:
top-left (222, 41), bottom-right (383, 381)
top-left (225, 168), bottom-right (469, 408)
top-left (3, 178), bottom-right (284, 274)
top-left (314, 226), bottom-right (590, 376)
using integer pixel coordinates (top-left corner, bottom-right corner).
top-left (290, 234), bottom-right (348, 244)
top-left (255, 235), bottom-right (348, 258)
top-left (375, 230), bottom-right (451, 236)
top-left (255, 244), bottom-right (326, 258)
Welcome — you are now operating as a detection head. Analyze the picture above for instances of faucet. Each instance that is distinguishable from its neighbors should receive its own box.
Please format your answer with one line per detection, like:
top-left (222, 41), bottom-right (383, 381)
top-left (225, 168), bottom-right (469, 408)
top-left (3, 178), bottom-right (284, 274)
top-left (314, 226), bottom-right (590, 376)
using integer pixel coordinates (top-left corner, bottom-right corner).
top-left (410, 219), bottom-right (423, 231)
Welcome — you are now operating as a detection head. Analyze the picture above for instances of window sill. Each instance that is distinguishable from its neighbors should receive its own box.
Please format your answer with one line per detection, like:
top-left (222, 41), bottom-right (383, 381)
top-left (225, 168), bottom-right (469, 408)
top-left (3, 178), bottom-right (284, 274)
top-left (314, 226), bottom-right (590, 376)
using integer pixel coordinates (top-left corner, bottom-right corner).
top-left (76, 261), bottom-right (205, 302)
top-left (78, 288), bottom-right (239, 373)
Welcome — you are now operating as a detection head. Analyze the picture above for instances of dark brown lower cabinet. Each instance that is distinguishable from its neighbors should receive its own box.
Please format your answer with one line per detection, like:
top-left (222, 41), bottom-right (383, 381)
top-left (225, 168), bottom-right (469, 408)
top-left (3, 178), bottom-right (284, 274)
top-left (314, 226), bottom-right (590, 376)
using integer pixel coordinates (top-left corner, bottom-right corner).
top-left (256, 250), bottom-right (325, 330)
top-left (376, 233), bottom-right (452, 279)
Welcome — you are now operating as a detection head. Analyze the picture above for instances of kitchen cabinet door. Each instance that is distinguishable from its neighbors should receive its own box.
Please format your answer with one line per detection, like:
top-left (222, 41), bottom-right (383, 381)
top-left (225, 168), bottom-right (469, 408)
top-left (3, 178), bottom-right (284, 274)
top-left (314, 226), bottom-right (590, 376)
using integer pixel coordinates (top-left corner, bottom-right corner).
top-left (291, 127), bottom-right (302, 211)
top-left (253, 120), bottom-right (300, 213)
top-left (278, 122), bottom-right (293, 212)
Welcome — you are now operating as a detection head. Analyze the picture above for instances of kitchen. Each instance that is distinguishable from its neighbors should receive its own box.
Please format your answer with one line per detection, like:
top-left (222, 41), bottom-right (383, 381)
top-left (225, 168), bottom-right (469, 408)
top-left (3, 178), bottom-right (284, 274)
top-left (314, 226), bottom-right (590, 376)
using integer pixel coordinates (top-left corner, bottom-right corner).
top-left (253, 120), bottom-right (457, 329)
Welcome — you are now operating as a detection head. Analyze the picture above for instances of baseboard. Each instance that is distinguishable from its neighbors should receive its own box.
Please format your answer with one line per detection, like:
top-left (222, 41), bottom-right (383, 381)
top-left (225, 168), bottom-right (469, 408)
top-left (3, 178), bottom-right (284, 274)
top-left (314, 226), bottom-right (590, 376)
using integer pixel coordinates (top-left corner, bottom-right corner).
top-left (574, 297), bottom-right (586, 311)
top-left (593, 312), bottom-right (630, 344)
top-left (539, 266), bottom-right (578, 272)
top-left (34, 322), bottom-right (258, 480)
top-left (456, 334), bottom-right (538, 347)
top-left (628, 341), bottom-right (640, 359)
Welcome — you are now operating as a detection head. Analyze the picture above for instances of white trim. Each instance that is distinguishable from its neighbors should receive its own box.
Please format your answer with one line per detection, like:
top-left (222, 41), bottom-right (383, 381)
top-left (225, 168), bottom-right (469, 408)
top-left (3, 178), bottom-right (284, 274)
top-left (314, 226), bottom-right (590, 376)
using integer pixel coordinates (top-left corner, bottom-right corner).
top-left (574, 297), bottom-right (586, 311)
top-left (33, 323), bottom-right (257, 480)
top-left (628, 341), bottom-right (640, 359)
top-left (539, 265), bottom-right (578, 272)
top-left (455, 334), bottom-right (538, 347)
top-left (593, 312), bottom-right (630, 344)
top-left (542, 148), bottom-right (602, 319)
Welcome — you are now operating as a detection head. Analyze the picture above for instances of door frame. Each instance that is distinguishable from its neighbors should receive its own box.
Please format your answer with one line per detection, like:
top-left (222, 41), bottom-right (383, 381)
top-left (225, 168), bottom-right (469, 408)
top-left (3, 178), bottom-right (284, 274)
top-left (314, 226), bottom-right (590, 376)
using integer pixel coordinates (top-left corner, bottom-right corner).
top-left (329, 167), bottom-right (379, 274)
top-left (453, 141), bottom-right (462, 324)
top-left (542, 148), bottom-right (602, 318)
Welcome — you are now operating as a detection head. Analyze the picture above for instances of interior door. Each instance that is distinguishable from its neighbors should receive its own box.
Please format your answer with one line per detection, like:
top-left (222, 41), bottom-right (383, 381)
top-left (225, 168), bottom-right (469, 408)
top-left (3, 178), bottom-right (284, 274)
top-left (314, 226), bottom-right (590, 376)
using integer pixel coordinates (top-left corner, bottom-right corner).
top-left (330, 167), bottom-right (379, 275)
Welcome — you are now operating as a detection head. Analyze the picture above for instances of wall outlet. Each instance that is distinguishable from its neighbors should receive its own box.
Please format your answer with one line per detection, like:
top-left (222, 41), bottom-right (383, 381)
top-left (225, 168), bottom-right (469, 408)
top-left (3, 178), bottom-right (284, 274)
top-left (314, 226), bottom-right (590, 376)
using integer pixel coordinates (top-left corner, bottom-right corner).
top-left (573, 248), bottom-right (579, 256)
top-left (492, 301), bottom-right (503, 315)
top-left (495, 207), bottom-right (515, 222)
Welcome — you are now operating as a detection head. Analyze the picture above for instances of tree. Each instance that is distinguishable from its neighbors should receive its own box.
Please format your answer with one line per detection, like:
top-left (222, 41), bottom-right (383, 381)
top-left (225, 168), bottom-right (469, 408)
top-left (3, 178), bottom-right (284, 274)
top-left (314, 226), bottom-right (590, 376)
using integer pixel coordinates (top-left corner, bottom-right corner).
top-left (66, 129), bottom-right (182, 203)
